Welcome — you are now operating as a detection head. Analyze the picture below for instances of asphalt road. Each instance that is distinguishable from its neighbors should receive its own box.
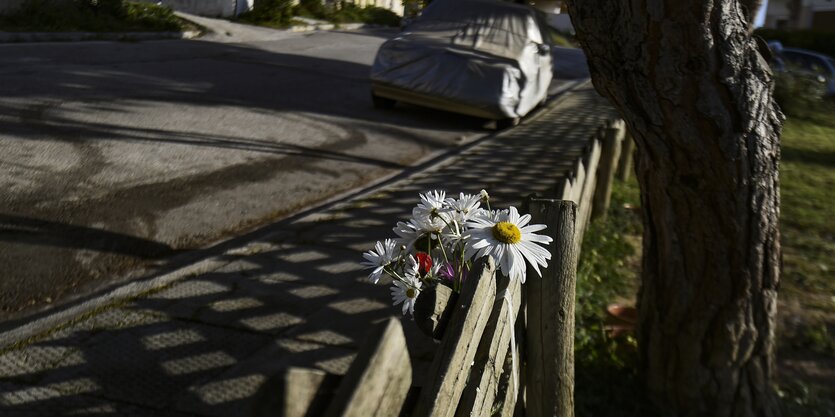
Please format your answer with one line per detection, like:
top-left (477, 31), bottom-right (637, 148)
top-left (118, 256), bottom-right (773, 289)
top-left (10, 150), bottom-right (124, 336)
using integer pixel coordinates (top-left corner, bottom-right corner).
top-left (0, 27), bottom-right (498, 320)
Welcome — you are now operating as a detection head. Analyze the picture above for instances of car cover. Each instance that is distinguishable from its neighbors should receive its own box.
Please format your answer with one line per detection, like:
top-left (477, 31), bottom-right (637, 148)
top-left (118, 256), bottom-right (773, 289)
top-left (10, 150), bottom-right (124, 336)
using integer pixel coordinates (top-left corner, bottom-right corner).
top-left (371, 0), bottom-right (553, 119)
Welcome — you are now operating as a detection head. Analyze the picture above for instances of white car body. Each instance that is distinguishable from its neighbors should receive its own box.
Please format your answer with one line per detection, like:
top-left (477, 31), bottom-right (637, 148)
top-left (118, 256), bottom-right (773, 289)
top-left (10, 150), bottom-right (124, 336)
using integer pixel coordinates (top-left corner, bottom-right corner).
top-left (370, 0), bottom-right (553, 121)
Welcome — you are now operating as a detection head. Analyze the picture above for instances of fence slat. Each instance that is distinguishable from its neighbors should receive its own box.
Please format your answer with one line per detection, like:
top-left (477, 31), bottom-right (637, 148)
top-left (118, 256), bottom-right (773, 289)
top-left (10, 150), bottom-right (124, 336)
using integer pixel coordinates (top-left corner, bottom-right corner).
top-left (526, 200), bottom-right (578, 417)
top-left (281, 367), bottom-right (341, 417)
top-left (555, 176), bottom-right (572, 202)
top-left (616, 128), bottom-right (635, 182)
top-left (324, 318), bottom-right (411, 417)
top-left (413, 257), bottom-right (498, 417)
top-left (454, 273), bottom-right (523, 417)
top-left (591, 120), bottom-right (624, 220)
top-left (575, 139), bottom-right (601, 252)
top-left (568, 157), bottom-right (585, 204)
top-left (493, 338), bottom-right (521, 417)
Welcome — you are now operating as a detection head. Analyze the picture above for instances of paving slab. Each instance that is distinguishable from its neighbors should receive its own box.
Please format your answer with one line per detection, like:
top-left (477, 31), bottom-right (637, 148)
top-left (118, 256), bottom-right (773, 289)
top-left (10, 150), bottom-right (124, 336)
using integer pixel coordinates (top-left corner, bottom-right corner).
top-left (0, 380), bottom-right (195, 416)
top-left (35, 311), bottom-right (273, 411)
top-left (172, 336), bottom-right (358, 417)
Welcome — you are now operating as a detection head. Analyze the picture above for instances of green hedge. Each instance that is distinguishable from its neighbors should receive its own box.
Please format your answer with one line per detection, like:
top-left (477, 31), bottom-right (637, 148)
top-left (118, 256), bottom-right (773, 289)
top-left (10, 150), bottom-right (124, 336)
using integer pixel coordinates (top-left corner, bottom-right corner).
top-left (0, 0), bottom-right (182, 32)
top-left (240, 0), bottom-right (400, 28)
top-left (308, 3), bottom-right (400, 26)
top-left (237, 0), bottom-right (294, 28)
top-left (773, 71), bottom-right (830, 117)
top-left (755, 28), bottom-right (835, 57)
top-left (356, 6), bottom-right (400, 27)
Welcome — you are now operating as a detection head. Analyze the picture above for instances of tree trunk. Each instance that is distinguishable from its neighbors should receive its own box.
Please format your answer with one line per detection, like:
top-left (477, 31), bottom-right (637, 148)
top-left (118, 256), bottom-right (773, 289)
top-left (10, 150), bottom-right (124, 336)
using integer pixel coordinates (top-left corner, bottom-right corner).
top-left (564, 2), bottom-right (783, 417)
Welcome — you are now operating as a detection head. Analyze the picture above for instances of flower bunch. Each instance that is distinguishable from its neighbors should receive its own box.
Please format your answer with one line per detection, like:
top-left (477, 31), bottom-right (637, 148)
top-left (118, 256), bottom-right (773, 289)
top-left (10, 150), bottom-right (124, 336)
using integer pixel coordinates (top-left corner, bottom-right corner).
top-left (361, 190), bottom-right (553, 316)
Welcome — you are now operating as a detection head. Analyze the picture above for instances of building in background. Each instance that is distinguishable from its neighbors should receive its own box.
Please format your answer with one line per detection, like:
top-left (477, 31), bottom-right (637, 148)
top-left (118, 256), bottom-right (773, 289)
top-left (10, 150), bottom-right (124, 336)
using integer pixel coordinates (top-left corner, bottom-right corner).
top-left (764, 0), bottom-right (835, 30)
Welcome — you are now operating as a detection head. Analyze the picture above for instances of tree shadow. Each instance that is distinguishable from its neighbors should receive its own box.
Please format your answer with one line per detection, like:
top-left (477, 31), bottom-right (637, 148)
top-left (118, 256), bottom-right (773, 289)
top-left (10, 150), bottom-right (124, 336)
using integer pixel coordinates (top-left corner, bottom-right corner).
top-left (781, 147), bottom-right (835, 168)
top-left (0, 214), bottom-right (177, 259)
top-left (0, 33), bottom-right (498, 317)
top-left (0, 36), bottom-right (489, 139)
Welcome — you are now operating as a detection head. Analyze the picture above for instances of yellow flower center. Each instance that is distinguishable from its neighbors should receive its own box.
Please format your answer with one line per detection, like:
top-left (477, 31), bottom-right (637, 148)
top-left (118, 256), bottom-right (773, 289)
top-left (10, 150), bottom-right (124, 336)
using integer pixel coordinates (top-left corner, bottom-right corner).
top-left (406, 288), bottom-right (417, 299)
top-left (492, 222), bottom-right (521, 244)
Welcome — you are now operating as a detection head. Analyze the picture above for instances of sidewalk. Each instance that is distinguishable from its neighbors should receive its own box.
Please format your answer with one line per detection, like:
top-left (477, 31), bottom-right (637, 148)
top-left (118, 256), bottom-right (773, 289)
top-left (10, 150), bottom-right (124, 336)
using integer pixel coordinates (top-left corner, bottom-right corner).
top-left (0, 12), bottom-right (203, 44)
top-left (0, 83), bottom-right (616, 417)
top-left (0, 12), bottom-right (338, 44)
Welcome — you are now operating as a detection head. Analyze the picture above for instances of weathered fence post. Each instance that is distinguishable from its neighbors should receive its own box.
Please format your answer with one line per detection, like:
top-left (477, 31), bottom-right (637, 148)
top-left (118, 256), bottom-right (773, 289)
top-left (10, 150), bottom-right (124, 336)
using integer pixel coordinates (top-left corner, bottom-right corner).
top-left (281, 368), bottom-right (340, 417)
top-left (574, 139), bottom-right (600, 254)
top-left (413, 258), bottom-right (497, 417)
top-left (455, 272), bottom-right (522, 417)
top-left (323, 318), bottom-right (411, 417)
top-left (526, 199), bottom-right (578, 417)
top-left (616, 128), bottom-right (635, 182)
top-left (592, 120), bottom-right (624, 220)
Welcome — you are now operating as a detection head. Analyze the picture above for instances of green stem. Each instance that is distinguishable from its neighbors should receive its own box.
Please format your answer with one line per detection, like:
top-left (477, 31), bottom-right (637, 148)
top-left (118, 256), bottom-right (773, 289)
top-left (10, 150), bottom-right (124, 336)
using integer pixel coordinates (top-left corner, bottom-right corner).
top-left (437, 233), bottom-right (450, 264)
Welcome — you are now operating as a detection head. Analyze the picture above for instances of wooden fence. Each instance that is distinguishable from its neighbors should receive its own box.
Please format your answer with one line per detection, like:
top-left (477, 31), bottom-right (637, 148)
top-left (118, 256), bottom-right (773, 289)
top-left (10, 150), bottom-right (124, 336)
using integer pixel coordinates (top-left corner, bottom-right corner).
top-left (280, 119), bottom-right (633, 417)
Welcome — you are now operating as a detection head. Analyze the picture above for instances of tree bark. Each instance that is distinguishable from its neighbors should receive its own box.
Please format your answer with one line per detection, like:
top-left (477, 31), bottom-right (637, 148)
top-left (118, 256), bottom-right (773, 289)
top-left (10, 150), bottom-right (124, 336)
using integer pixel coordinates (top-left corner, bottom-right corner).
top-left (564, 2), bottom-right (783, 417)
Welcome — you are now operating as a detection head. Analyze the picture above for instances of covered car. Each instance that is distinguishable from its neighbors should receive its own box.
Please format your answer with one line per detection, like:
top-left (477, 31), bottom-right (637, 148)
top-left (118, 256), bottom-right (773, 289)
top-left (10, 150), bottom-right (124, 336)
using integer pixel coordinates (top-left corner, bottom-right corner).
top-left (370, 0), bottom-right (553, 123)
top-left (781, 47), bottom-right (835, 97)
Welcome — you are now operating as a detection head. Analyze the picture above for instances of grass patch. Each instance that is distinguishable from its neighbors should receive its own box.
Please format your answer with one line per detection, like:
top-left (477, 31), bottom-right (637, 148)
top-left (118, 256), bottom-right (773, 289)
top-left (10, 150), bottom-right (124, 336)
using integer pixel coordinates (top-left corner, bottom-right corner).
top-left (574, 104), bottom-right (835, 416)
top-left (0, 0), bottom-right (187, 32)
top-left (573, 175), bottom-right (659, 417)
top-left (779, 103), bottom-right (835, 314)
top-left (774, 102), bottom-right (835, 417)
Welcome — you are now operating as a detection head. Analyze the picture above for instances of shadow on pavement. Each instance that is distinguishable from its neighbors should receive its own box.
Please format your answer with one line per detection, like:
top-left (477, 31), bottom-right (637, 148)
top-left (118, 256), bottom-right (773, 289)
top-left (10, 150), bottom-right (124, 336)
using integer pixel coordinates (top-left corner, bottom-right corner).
top-left (0, 86), bottom-right (617, 417)
top-left (0, 39), bottom-right (487, 141)
top-left (0, 214), bottom-right (178, 259)
top-left (0, 35), bottom-right (491, 317)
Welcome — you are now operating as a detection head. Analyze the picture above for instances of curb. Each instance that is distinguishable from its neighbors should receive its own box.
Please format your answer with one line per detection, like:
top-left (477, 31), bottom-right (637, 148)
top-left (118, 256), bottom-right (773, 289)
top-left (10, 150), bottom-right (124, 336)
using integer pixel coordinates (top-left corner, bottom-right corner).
top-left (0, 80), bottom-right (589, 349)
top-left (0, 30), bottom-right (201, 44)
top-left (289, 22), bottom-right (367, 32)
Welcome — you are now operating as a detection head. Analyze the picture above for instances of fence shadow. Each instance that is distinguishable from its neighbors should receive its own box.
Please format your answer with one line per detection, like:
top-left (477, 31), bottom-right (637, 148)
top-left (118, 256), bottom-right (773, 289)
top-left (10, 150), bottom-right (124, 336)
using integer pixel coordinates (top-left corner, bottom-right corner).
top-left (0, 85), bottom-right (617, 416)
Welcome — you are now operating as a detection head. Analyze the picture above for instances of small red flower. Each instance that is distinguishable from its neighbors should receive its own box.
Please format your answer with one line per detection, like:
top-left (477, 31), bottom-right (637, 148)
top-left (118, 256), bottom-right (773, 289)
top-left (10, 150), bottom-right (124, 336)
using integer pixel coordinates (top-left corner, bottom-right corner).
top-left (415, 252), bottom-right (432, 276)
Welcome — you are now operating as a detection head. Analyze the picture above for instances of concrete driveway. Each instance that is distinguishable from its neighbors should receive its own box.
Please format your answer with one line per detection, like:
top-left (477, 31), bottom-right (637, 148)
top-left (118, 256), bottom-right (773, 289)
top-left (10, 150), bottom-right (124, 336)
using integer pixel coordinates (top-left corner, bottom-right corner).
top-left (0, 25), bottom-right (494, 320)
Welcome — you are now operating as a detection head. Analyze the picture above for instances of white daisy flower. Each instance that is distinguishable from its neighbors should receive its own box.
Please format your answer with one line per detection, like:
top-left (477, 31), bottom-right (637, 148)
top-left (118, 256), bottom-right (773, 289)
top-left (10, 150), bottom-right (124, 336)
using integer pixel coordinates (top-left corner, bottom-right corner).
top-left (413, 191), bottom-right (453, 227)
top-left (412, 207), bottom-right (450, 233)
top-left (391, 256), bottom-right (422, 316)
top-left (394, 207), bottom-right (450, 250)
top-left (446, 192), bottom-right (481, 223)
top-left (393, 220), bottom-right (420, 248)
top-left (361, 239), bottom-right (399, 284)
top-left (404, 252), bottom-right (420, 276)
top-left (414, 190), bottom-right (447, 219)
top-left (466, 206), bottom-right (553, 283)
top-left (440, 219), bottom-right (466, 247)
top-left (429, 256), bottom-right (445, 278)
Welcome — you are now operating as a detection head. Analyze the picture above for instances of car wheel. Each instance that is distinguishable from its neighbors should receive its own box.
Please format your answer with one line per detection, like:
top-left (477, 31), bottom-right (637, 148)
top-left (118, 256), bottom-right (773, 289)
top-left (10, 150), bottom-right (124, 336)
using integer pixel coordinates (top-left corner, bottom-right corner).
top-left (372, 93), bottom-right (396, 109)
top-left (496, 117), bottom-right (520, 130)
